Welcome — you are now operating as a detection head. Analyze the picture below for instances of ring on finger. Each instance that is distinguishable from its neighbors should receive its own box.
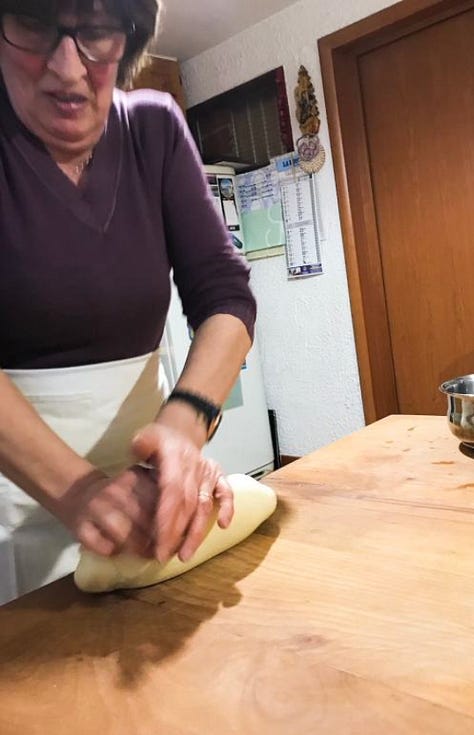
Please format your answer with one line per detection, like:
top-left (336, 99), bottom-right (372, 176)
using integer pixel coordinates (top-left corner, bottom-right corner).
top-left (197, 489), bottom-right (213, 501)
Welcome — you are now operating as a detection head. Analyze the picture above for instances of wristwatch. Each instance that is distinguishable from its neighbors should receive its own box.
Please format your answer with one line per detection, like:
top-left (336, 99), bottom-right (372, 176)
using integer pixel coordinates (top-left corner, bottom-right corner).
top-left (166, 389), bottom-right (223, 441)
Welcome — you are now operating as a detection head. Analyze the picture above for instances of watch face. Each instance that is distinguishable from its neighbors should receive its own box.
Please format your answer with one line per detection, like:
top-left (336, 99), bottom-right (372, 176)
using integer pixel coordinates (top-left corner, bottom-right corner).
top-left (207, 412), bottom-right (223, 441)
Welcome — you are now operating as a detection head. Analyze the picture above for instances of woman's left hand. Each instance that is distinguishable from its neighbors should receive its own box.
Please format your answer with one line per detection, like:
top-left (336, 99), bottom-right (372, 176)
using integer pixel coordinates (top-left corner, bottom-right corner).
top-left (131, 423), bottom-right (234, 563)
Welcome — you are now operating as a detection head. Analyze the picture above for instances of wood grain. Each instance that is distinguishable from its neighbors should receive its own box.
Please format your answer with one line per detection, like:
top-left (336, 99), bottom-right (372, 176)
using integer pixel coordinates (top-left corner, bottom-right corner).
top-left (2, 416), bottom-right (474, 733)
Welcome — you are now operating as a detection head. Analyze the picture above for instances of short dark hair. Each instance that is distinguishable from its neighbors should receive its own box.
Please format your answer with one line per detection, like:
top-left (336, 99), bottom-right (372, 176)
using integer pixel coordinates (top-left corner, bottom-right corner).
top-left (0, 0), bottom-right (160, 87)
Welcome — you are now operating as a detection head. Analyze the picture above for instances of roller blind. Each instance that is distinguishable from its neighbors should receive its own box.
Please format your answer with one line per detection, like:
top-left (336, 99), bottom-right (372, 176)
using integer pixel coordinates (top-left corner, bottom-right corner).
top-left (187, 67), bottom-right (293, 169)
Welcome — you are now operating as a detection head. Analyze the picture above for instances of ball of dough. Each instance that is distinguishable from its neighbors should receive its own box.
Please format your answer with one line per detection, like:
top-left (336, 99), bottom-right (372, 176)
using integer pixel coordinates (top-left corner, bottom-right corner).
top-left (74, 473), bottom-right (277, 593)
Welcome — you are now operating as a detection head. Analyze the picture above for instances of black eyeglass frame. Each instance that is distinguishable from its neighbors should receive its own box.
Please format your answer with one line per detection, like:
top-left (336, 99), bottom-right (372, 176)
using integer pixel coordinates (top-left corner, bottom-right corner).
top-left (0, 14), bottom-right (135, 63)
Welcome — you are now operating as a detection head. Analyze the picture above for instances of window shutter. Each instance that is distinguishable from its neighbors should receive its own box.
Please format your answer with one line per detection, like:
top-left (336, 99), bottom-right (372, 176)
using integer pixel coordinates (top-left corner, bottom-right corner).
top-left (187, 67), bottom-right (293, 168)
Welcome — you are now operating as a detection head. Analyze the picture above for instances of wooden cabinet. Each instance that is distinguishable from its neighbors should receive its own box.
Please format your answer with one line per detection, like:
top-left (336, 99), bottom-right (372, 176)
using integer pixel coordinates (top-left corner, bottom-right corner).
top-left (132, 55), bottom-right (186, 114)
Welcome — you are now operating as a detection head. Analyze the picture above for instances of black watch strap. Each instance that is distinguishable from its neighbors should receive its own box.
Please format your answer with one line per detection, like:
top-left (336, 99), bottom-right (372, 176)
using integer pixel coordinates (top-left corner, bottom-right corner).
top-left (166, 390), bottom-right (223, 441)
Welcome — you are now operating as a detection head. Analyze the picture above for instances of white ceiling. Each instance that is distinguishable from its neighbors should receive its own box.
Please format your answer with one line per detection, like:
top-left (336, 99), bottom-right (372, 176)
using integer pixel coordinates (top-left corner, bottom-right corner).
top-left (151, 0), bottom-right (301, 61)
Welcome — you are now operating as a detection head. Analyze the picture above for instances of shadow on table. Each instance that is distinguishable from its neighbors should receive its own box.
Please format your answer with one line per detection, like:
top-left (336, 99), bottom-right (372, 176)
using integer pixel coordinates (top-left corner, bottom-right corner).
top-left (0, 499), bottom-right (292, 690)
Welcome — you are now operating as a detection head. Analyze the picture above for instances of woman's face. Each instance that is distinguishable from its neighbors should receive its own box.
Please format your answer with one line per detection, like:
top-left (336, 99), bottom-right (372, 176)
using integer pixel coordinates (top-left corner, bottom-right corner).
top-left (0, 2), bottom-right (123, 156)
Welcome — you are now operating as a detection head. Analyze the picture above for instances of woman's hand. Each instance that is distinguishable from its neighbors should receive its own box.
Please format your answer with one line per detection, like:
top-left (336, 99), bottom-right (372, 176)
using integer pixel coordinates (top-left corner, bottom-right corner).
top-left (52, 465), bottom-right (158, 557)
top-left (132, 423), bottom-right (234, 563)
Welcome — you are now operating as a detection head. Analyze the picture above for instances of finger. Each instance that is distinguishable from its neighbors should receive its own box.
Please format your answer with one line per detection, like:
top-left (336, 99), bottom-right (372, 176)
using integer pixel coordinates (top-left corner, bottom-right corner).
top-left (93, 507), bottom-right (154, 557)
top-left (214, 475), bottom-right (234, 528)
top-left (124, 484), bottom-right (157, 536)
top-left (97, 507), bottom-right (134, 545)
top-left (154, 483), bottom-right (196, 562)
top-left (175, 459), bottom-right (221, 561)
top-left (178, 490), bottom-right (215, 562)
top-left (76, 520), bottom-right (117, 557)
top-left (195, 458), bottom-right (218, 500)
top-left (154, 460), bottom-right (204, 562)
top-left (125, 501), bottom-right (156, 537)
top-left (102, 467), bottom-right (157, 537)
top-left (132, 429), bottom-right (200, 561)
top-left (200, 459), bottom-right (234, 527)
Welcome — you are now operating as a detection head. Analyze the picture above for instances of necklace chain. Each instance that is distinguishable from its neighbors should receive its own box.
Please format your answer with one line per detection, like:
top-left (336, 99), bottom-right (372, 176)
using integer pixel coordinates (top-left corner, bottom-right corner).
top-left (73, 151), bottom-right (94, 178)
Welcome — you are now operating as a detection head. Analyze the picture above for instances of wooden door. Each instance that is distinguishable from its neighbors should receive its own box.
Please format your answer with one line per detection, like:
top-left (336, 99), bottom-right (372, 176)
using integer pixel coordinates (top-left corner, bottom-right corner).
top-left (320, 0), bottom-right (474, 420)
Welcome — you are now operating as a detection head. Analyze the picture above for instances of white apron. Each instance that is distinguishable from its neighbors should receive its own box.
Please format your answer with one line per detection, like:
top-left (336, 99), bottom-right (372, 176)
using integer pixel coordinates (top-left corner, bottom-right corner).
top-left (0, 350), bottom-right (167, 606)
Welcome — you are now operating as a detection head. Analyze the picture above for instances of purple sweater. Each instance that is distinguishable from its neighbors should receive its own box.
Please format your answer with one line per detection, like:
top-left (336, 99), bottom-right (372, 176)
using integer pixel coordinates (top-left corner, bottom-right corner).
top-left (0, 85), bottom-right (256, 369)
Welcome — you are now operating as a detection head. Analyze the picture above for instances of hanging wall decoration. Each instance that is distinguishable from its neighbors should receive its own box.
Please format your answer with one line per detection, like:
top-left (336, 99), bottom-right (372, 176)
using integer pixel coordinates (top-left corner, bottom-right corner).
top-left (294, 65), bottom-right (326, 174)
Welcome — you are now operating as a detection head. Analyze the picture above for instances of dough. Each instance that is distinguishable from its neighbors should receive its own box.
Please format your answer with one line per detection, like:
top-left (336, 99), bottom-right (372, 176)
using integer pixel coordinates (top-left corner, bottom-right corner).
top-left (74, 473), bottom-right (277, 593)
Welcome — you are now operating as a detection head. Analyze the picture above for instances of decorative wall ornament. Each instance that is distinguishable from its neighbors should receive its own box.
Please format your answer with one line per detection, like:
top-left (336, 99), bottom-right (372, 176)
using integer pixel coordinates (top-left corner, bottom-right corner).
top-left (294, 65), bottom-right (326, 174)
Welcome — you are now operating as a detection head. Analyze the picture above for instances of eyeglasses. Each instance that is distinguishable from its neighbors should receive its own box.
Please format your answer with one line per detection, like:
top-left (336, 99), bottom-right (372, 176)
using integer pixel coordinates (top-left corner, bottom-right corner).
top-left (0, 13), bottom-right (134, 63)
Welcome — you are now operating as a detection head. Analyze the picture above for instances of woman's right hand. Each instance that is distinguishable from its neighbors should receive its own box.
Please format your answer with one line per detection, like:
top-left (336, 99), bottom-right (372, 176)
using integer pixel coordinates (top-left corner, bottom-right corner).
top-left (52, 465), bottom-right (158, 557)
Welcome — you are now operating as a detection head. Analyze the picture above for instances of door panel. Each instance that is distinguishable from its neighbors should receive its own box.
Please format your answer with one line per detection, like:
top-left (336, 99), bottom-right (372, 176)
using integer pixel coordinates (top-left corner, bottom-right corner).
top-left (359, 9), bottom-right (474, 414)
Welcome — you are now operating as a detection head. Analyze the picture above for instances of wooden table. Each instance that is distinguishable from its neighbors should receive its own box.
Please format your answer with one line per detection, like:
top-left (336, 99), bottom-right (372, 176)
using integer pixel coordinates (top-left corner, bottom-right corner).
top-left (2, 415), bottom-right (474, 734)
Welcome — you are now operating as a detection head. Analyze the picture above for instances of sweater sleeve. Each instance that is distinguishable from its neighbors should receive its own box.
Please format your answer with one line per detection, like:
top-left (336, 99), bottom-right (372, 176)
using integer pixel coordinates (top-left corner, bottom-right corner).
top-left (158, 96), bottom-right (256, 340)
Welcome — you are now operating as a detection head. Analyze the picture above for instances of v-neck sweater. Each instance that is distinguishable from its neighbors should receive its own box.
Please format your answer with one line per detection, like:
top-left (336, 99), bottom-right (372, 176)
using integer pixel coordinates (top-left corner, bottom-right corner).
top-left (0, 85), bottom-right (255, 369)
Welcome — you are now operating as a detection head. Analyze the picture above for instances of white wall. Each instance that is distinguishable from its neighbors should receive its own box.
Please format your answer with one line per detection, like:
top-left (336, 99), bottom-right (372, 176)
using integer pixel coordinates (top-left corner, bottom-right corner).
top-left (182, 0), bottom-right (397, 456)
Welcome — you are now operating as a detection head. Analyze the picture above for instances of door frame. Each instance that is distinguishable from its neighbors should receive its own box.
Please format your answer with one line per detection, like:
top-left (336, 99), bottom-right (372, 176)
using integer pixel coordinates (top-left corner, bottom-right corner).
top-left (318, 0), bottom-right (474, 424)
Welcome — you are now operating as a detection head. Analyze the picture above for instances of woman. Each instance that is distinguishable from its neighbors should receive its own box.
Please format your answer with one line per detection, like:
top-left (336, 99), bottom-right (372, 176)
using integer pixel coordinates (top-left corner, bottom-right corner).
top-left (0, 0), bottom-right (256, 604)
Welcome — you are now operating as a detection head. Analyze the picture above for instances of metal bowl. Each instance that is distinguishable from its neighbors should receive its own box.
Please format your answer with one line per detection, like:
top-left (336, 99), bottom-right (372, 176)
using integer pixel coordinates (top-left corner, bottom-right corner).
top-left (439, 375), bottom-right (474, 446)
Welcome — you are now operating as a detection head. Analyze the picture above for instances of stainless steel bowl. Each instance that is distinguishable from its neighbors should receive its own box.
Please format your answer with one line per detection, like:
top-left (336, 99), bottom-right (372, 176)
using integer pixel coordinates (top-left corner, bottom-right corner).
top-left (439, 375), bottom-right (474, 445)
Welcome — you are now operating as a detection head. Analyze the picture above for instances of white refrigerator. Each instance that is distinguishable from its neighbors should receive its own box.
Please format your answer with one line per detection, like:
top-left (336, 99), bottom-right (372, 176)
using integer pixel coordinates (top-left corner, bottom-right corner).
top-left (160, 167), bottom-right (274, 480)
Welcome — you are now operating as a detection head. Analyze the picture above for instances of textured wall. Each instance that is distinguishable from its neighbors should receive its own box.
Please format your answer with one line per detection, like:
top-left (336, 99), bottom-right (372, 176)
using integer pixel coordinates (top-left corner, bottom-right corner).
top-left (181, 0), bottom-right (397, 456)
